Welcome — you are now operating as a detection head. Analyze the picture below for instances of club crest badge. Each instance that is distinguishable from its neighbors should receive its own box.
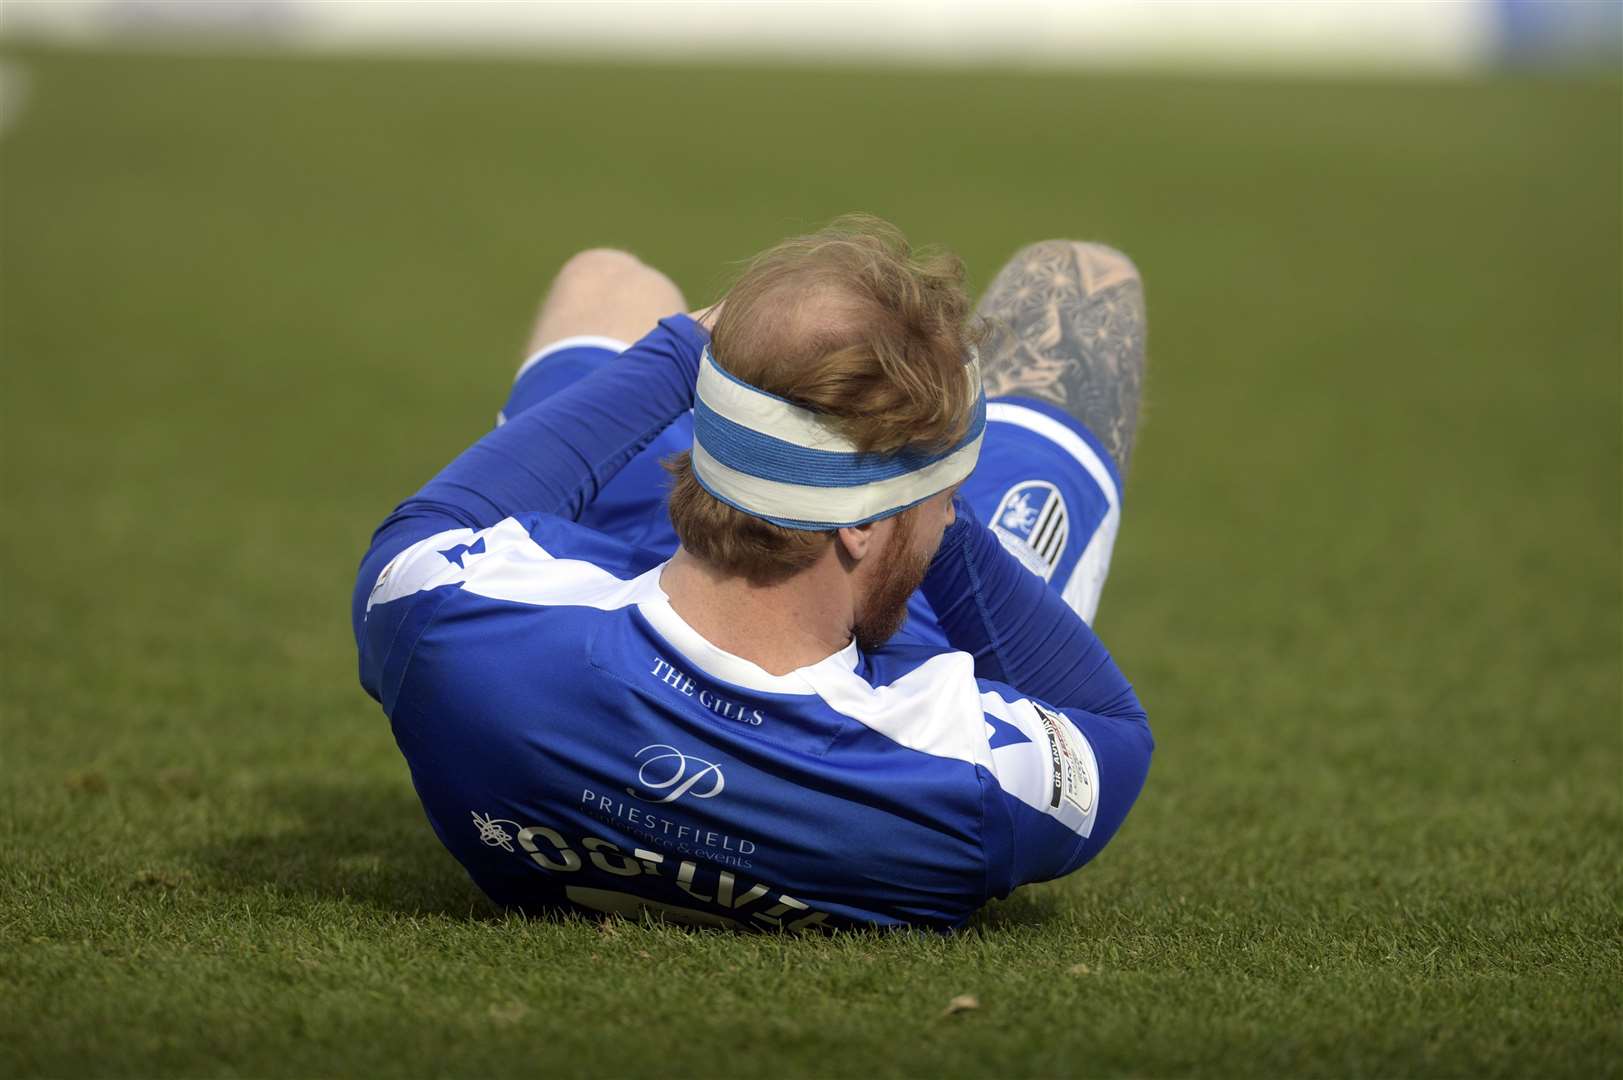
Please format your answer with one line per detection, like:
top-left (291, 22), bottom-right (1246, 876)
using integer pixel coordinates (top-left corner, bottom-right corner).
top-left (990, 480), bottom-right (1069, 581)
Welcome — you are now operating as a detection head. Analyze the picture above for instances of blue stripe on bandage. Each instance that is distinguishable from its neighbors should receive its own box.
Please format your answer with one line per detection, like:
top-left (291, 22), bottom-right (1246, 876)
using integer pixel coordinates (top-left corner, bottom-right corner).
top-left (689, 464), bottom-right (962, 530)
top-left (692, 394), bottom-right (986, 488)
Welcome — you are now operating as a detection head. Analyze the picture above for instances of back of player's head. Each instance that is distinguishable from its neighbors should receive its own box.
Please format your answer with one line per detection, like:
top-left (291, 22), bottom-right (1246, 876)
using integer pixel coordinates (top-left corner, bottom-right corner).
top-left (666, 213), bottom-right (981, 581)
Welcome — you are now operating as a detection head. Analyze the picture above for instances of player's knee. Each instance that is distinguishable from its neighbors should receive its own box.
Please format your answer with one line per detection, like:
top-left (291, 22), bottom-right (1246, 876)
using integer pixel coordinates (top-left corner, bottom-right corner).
top-left (1013, 239), bottom-right (1142, 286)
top-left (1078, 241), bottom-right (1141, 286)
top-left (528, 248), bottom-right (687, 354)
top-left (553, 247), bottom-right (648, 288)
top-left (548, 246), bottom-right (681, 306)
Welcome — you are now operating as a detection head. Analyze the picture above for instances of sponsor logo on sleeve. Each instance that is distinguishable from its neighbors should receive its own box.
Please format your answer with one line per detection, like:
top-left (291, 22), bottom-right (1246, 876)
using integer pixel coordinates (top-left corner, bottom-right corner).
top-left (990, 481), bottom-right (1069, 581)
top-left (1033, 703), bottom-right (1094, 815)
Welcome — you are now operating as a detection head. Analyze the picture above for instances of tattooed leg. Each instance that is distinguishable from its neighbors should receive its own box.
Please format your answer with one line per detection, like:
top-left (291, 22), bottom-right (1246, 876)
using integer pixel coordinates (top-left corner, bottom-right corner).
top-left (976, 241), bottom-right (1147, 477)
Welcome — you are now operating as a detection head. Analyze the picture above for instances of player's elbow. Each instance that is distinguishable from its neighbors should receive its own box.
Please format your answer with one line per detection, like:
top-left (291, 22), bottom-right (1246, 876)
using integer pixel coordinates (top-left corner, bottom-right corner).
top-left (1121, 712), bottom-right (1153, 783)
top-left (1106, 697), bottom-right (1154, 808)
top-left (1125, 700), bottom-right (1154, 776)
top-left (1097, 681), bottom-right (1150, 730)
top-left (1100, 714), bottom-right (1153, 840)
top-left (1132, 714), bottom-right (1154, 774)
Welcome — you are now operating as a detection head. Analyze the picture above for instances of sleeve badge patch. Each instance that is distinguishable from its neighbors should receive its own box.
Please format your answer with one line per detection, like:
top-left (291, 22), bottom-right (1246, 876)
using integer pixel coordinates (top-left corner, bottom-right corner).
top-left (990, 480), bottom-right (1069, 581)
top-left (1033, 703), bottom-right (1095, 816)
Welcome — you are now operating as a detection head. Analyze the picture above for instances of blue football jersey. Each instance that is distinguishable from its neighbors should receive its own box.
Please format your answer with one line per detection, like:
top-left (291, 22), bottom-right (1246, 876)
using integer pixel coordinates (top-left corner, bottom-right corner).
top-left (356, 314), bottom-right (1151, 931)
top-left (360, 512), bottom-right (1150, 930)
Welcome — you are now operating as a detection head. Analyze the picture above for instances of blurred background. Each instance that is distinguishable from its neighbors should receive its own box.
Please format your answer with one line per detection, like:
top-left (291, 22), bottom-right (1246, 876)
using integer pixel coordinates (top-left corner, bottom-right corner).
top-left (1, 2), bottom-right (1618, 1076)
top-left (5, 0), bottom-right (1622, 70)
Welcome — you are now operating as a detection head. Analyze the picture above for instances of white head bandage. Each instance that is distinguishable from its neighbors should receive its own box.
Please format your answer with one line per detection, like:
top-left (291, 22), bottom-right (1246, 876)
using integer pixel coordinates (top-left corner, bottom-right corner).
top-left (690, 346), bottom-right (985, 530)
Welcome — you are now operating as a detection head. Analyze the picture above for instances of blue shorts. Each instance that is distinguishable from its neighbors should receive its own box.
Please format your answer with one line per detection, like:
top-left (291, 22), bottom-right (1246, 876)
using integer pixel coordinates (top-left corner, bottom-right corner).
top-left (500, 336), bottom-right (1124, 638)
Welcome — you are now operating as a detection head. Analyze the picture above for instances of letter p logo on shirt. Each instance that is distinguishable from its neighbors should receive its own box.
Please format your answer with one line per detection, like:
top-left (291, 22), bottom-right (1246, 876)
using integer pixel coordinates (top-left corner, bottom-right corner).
top-left (626, 744), bottom-right (727, 804)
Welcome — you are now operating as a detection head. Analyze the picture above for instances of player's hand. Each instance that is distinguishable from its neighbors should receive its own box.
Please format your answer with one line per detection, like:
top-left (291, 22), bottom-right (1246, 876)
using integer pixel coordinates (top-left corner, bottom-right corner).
top-left (689, 301), bottom-right (723, 330)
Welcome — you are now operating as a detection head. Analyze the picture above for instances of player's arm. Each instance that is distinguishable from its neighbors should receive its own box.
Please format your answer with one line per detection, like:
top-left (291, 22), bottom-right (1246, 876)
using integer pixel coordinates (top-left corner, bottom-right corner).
top-left (924, 498), bottom-right (1142, 716)
top-left (921, 499), bottom-right (1152, 886)
top-left (350, 313), bottom-right (708, 645)
top-left (975, 675), bottom-right (1149, 889)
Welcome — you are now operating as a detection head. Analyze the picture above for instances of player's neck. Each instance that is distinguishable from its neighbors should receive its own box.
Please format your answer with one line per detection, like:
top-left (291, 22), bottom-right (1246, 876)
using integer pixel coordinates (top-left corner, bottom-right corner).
top-left (659, 547), bottom-right (854, 677)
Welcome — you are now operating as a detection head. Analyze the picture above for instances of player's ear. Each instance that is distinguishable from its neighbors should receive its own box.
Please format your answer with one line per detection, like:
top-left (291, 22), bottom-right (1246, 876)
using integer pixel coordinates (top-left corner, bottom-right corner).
top-left (836, 523), bottom-right (876, 562)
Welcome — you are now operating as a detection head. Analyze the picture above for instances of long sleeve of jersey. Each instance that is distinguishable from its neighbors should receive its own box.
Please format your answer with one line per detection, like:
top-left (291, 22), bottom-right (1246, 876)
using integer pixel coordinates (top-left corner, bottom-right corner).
top-left (922, 500), bottom-right (1153, 888)
top-left (923, 500), bottom-right (1141, 715)
top-left (351, 314), bottom-right (708, 654)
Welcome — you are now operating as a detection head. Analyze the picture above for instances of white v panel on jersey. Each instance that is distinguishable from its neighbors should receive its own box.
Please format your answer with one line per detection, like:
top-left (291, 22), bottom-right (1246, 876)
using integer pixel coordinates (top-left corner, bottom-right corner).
top-left (982, 689), bottom-right (1101, 839)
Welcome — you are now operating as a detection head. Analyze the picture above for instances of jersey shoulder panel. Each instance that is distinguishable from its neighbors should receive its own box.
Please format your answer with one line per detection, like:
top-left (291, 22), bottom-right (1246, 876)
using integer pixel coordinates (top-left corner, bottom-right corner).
top-left (812, 647), bottom-right (1101, 847)
top-left (358, 513), bottom-right (664, 709)
top-left (805, 654), bottom-right (1104, 902)
top-left (365, 513), bottom-right (662, 615)
top-left (807, 648), bottom-right (993, 771)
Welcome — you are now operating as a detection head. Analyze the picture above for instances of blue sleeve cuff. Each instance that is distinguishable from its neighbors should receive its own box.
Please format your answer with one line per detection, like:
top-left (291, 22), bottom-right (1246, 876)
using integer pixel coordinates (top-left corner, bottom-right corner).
top-left (657, 312), bottom-right (711, 354)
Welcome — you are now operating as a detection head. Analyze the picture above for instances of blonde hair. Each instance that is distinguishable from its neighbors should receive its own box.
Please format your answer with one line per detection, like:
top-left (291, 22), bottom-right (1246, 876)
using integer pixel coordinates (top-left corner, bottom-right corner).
top-left (666, 214), bottom-right (980, 581)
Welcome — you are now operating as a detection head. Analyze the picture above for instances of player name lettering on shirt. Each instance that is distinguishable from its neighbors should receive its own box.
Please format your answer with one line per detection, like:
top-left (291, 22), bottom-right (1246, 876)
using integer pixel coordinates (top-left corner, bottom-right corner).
top-left (649, 655), bottom-right (767, 726)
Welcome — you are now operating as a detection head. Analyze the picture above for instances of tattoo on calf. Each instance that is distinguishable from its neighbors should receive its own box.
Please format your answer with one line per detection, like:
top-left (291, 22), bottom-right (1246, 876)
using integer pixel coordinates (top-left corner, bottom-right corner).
top-left (976, 241), bottom-right (1146, 476)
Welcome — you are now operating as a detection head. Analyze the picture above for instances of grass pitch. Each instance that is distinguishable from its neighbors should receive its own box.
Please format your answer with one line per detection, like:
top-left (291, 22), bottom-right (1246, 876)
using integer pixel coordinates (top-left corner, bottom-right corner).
top-left (1, 47), bottom-right (1619, 1078)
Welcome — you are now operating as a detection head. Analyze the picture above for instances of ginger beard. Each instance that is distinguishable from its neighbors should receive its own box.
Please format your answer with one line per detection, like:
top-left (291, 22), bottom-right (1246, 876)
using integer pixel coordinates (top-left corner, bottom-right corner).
top-left (852, 509), bottom-right (934, 652)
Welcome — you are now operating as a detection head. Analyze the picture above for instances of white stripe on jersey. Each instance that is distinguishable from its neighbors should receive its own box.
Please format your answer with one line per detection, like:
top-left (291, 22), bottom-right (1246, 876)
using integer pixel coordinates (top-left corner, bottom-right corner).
top-left (805, 653), bottom-right (993, 771)
top-left (1064, 512), bottom-right (1119, 624)
top-left (366, 519), bottom-right (663, 615)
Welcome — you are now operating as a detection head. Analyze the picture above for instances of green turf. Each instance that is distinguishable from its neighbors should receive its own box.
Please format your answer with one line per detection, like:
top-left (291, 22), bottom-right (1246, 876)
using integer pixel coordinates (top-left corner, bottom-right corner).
top-left (1, 47), bottom-right (1619, 1078)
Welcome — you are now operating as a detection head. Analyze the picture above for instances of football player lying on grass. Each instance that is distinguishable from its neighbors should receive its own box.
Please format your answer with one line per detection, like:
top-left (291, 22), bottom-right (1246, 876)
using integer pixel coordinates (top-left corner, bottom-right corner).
top-left (353, 215), bottom-right (1152, 930)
